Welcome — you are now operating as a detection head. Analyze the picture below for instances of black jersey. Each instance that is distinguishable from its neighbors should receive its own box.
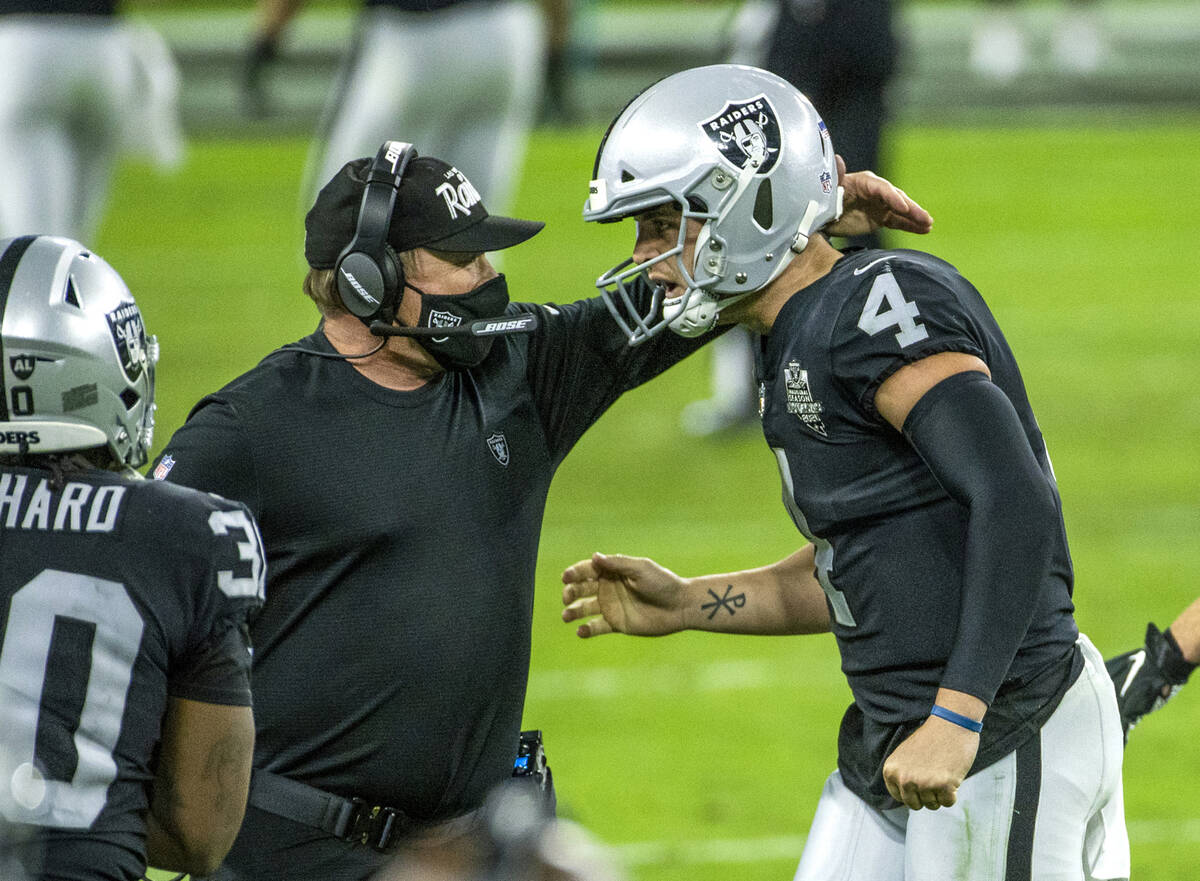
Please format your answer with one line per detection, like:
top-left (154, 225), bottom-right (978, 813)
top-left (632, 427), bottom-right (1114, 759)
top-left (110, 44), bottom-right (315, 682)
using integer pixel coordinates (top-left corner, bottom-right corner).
top-left (760, 249), bottom-right (1079, 805)
top-left (0, 1), bottom-right (116, 14)
top-left (152, 290), bottom-right (710, 823)
top-left (0, 464), bottom-right (263, 881)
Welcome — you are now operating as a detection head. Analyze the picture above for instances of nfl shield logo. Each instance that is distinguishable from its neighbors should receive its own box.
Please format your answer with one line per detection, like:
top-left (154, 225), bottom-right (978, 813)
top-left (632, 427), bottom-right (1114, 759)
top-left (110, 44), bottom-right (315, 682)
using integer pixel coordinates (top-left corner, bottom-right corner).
top-left (105, 302), bottom-right (148, 382)
top-left (486, 432), bottom-right (510, 467)
top-left (699, 94), bottom-right (782, 174)
top-left (153, 454), bottom-right (175, 480)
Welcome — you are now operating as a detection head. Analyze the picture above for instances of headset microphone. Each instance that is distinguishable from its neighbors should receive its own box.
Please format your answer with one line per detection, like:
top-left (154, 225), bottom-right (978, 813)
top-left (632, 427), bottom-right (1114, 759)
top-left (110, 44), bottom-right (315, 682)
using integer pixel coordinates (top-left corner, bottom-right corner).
top-left (368, 313), bottom-right (539, 338)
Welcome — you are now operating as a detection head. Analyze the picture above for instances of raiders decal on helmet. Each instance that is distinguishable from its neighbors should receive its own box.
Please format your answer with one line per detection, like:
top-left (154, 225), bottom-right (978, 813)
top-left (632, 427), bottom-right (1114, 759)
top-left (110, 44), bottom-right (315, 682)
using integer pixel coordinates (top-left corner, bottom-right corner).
top-left (698, 94), bottom-right (782, 175)
top-left (106, 302), bottom-right (148, 382)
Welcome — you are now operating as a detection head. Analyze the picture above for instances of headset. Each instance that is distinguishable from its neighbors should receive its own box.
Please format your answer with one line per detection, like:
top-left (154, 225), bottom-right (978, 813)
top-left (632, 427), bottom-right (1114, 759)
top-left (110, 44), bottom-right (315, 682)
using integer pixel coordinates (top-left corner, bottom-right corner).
top-left (334, 139), bottom-right (416, 326)
top-left (282, 140), bottom-right (538, 362)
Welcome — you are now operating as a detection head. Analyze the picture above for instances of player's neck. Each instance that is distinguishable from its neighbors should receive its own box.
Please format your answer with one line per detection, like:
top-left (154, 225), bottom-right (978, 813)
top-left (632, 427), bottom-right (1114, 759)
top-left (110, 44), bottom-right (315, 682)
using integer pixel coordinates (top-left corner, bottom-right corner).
top-left (725, 237), bottom-right (843, 335)
top-left (322, 314), bottom-right (444, 390)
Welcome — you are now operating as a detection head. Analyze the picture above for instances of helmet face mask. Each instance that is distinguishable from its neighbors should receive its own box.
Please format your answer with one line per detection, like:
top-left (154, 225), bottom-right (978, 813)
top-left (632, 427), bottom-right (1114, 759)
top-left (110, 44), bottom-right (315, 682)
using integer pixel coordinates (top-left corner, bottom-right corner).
top-left (0, 236), bottom-right (158, 469)
top-left (585, 64), bottom-right (843, 344)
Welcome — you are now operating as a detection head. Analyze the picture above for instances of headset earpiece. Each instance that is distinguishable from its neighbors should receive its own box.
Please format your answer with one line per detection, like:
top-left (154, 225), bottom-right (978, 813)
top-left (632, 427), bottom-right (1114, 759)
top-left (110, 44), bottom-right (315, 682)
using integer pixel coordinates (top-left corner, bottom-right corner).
top-left (334, 140), bottom-right (416, 326)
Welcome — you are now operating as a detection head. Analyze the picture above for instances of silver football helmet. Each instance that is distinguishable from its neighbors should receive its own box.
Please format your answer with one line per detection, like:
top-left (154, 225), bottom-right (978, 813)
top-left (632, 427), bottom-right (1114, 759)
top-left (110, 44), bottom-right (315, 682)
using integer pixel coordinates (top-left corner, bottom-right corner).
top-left (585, 63), bottom-right (843, 344)
top-left (0, 236), bottom-right (158, 468)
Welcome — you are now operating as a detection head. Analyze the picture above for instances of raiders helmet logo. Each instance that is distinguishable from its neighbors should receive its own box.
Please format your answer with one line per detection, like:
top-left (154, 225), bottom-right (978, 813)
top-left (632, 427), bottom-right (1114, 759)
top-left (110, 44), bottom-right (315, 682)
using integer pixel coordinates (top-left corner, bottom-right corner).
top-left (699, 94), bottom-right (782, 175)
top-left (105, 302), bottom-right (148, 382)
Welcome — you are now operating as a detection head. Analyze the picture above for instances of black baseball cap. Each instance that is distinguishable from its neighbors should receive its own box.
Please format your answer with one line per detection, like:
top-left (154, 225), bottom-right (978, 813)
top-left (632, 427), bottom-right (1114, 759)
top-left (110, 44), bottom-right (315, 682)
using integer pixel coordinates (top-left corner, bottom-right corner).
top-left (304, 155), bottom-right (544, 269)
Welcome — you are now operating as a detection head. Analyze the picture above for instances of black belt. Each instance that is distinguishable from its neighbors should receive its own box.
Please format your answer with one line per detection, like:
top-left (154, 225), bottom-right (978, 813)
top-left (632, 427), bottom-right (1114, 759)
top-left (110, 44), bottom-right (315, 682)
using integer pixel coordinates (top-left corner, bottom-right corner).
top-left (248, 769), bottom-right (466, 853)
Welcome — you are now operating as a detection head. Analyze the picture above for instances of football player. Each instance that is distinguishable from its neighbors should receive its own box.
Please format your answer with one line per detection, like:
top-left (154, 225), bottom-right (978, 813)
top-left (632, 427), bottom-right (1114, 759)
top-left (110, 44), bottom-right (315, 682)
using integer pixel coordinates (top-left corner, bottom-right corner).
top-left (563, 64), bottom-right (1129, 880)
top-left (0, 2), bottom-right (182, 242)
top-left (0, 236), bottom-right (263, 881)
top-left (1106, 598), bottom-right (1199, 740)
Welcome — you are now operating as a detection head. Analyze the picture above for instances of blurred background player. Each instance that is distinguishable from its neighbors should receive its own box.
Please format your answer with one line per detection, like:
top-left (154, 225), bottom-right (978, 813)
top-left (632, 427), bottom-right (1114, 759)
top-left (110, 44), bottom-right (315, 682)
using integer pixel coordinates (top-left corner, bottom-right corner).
top-left (241, 0), bottom-right (551, 217)
top-left (1106, 596), bottom-right (1199, 741)
top-left (0, 2), bottom-right (183, 243)
top-left (969, 0), bottom-right (1107, 82)
top-left (0, 235), bottom-right (263, 880)
top-left (373, 784), bottom-right (628, 881)
top-left (685, 0), bottom-right (900, 436)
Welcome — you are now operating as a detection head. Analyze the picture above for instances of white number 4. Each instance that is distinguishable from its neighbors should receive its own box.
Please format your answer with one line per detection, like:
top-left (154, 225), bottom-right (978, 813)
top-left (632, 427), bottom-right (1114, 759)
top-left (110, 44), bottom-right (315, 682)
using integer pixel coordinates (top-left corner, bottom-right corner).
top-left (857, 273), bottom-right (929, 348)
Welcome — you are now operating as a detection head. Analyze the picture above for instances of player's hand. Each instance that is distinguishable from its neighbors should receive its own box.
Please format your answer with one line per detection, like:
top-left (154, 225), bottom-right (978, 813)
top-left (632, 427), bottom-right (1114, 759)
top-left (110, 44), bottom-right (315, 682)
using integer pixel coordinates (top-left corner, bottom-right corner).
top-left (829, 155), bottom-right (934, 238)
top-left (882, 712), bottom-right (980, 810)
top-left (562, 552), bottom-right (687, 638)
top-left (1106, 622), bottom-right (1195, 743)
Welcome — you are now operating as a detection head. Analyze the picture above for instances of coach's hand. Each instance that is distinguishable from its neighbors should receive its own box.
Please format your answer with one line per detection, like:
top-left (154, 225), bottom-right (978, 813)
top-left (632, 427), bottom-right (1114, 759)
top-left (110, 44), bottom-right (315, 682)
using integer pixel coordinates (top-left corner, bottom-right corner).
top-left (883, 690), bottom-right (983, 811)
top-left (562, 552), bottom-right (687, 638)
top-left (829, 155), bottom-right (934, 238)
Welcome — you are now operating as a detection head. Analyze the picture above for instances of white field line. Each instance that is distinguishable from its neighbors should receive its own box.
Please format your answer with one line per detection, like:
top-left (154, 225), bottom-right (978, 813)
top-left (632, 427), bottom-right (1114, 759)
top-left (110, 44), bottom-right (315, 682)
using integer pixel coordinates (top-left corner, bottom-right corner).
top-left (611, 820), bottom-right (1200, 867)
top-left (527, 658), bottom-right (838, 701)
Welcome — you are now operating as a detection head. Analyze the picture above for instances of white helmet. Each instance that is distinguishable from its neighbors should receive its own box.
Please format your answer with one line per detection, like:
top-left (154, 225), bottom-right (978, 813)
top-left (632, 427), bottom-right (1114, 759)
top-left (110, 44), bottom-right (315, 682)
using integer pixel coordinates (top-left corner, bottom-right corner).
top-left (0, 236), bottom-right (158, 468)
top-left (585, 64), bottom-right (843, 344)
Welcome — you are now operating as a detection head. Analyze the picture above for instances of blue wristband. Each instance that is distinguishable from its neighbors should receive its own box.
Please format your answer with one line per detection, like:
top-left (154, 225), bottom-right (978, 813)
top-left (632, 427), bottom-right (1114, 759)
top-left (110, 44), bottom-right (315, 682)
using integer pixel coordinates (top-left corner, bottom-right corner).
top-left (930, 705), bottom-right (983, 733)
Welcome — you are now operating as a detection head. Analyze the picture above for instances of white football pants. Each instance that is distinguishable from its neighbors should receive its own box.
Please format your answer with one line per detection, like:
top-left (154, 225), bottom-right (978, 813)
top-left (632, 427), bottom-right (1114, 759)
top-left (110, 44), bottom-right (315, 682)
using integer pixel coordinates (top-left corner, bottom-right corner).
top-left (304, 1), bottom-right (546, 218)
top-left (0, 14), bottom-right (181, 243)
top-left (795, 635), bottom-right (1129, 881)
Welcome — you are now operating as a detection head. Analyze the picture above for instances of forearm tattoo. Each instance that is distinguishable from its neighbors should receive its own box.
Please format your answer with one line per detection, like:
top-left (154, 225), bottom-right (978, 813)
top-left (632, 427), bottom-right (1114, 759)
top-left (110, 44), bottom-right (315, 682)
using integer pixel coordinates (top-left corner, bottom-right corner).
top-left (701, 584), bottom-right (747, 619)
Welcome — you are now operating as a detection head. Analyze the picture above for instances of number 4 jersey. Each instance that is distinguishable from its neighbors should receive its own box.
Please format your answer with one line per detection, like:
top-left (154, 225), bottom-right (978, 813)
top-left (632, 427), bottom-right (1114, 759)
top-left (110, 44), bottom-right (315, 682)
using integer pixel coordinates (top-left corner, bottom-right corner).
top-left (758, 248), bottom-right (1079, 805)
top-left (0, 463), bottom-right (265, 881)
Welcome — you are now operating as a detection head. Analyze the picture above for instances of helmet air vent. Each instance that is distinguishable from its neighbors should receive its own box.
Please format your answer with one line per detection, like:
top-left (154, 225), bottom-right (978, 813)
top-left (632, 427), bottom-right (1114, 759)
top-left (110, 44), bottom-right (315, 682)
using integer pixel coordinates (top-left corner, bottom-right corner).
top-left (753, 180), bottom-right (773, 231)
top-left (64, 276), bottom-right (81, 308)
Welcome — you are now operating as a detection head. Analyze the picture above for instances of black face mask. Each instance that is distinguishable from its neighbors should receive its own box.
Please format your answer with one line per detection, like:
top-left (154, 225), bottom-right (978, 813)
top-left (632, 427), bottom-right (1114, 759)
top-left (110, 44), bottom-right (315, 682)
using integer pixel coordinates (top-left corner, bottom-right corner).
top-left (408, 274), bottom-right (510, 370)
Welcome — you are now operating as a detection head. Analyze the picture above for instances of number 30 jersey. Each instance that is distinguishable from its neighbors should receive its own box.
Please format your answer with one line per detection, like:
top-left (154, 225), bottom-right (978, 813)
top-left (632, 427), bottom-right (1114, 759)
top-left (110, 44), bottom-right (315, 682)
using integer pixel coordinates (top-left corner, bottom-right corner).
top-left (759, 249), bottom-right (1078, 727)
top-left (0, 464), bottom-right (265, 881)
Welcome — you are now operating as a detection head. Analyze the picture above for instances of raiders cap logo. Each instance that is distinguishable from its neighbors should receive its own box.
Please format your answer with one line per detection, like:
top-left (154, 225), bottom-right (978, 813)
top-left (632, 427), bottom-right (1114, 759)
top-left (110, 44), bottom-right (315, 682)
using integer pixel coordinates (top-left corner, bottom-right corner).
top-left (699, 94), bottom-right (782, 175)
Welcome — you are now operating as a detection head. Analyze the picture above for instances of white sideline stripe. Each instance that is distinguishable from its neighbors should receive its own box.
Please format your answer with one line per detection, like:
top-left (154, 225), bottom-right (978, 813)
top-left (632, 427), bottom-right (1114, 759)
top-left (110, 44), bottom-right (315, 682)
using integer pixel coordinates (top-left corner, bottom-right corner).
top-left (527, 658), bottom-right (838, 700)
top-left (612, 821), bottom-right (1200, 867)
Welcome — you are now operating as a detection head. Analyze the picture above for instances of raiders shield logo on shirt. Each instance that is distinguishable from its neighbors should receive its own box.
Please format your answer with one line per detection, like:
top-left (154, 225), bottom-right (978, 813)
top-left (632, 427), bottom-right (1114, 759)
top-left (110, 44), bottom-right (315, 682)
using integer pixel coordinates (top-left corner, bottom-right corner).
top-left (486, 432), bottom-right (509, 467)
top-left (698, 94), bottom-right (782, 174)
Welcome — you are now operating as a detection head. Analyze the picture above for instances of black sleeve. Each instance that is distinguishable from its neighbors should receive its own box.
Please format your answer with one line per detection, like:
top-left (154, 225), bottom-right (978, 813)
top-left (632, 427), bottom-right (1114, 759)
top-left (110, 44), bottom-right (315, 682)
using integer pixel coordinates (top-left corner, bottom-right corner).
top-left (902, 370), bottom-right (1062, 706)
top-left (151, 397), bottom-right (262, 519)
top-left (520, 280), bottom-right (728, 462)
top-left (168, 618), bottom-right (254, 706)
top-left (831, 266), bottom-right (985, 418)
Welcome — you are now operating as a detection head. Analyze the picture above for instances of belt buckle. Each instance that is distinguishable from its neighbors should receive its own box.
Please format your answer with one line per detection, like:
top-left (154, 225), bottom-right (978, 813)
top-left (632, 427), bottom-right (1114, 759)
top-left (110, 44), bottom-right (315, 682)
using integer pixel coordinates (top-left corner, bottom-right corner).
top-left (337, 797), bottom-right (371, 844)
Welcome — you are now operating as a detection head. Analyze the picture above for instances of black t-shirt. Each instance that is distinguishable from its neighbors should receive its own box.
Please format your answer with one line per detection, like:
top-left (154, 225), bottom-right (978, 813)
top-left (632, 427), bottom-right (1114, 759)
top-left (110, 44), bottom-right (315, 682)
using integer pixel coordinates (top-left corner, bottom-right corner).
top-left (0, 464), bottom-right (264, 881)
top-left (758, 248), bottom-right (1079, 807)
top-left (152, 291), bottom-right (711, 821)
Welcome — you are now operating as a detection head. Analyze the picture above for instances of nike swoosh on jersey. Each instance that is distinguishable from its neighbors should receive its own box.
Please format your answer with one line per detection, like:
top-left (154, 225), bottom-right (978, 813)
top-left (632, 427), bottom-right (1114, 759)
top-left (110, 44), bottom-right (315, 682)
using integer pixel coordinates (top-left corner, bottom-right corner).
top-left (1120, 649), bottom-right (1147, 696)
top-left (542, 305), bottom-right (561, 316)
top-left (852, 256), bottom-right (894, 276)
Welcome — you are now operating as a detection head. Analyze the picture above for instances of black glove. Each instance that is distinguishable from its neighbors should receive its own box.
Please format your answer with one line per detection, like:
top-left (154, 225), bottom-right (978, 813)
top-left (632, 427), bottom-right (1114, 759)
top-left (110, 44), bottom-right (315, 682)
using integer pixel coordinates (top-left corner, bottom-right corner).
top-left (241, 34), bottom-right (279, 118)
top-left (1106, 621), bottom-right (1196, 742)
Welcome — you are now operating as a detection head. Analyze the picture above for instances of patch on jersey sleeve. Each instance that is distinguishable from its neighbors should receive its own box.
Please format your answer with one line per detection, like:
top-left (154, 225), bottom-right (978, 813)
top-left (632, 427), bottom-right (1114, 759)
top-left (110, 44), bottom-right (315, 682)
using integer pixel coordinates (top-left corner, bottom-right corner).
top-left (152, 454), bottom-right (175, 480)
top-left (784, 362), bottom-right (827, 437)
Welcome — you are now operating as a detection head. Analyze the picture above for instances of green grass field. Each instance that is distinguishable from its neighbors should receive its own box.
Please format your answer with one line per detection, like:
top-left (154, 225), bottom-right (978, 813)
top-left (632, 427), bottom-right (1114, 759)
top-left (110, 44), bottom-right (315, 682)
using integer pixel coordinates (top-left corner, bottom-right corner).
top-left (119, 118), bottom-right (1200, 880)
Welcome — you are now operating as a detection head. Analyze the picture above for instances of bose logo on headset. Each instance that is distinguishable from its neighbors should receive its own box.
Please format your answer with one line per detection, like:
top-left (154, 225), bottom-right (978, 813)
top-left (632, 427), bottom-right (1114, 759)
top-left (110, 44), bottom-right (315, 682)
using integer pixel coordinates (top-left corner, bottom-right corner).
top-left (338, 267), bottom-right (379, 306)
